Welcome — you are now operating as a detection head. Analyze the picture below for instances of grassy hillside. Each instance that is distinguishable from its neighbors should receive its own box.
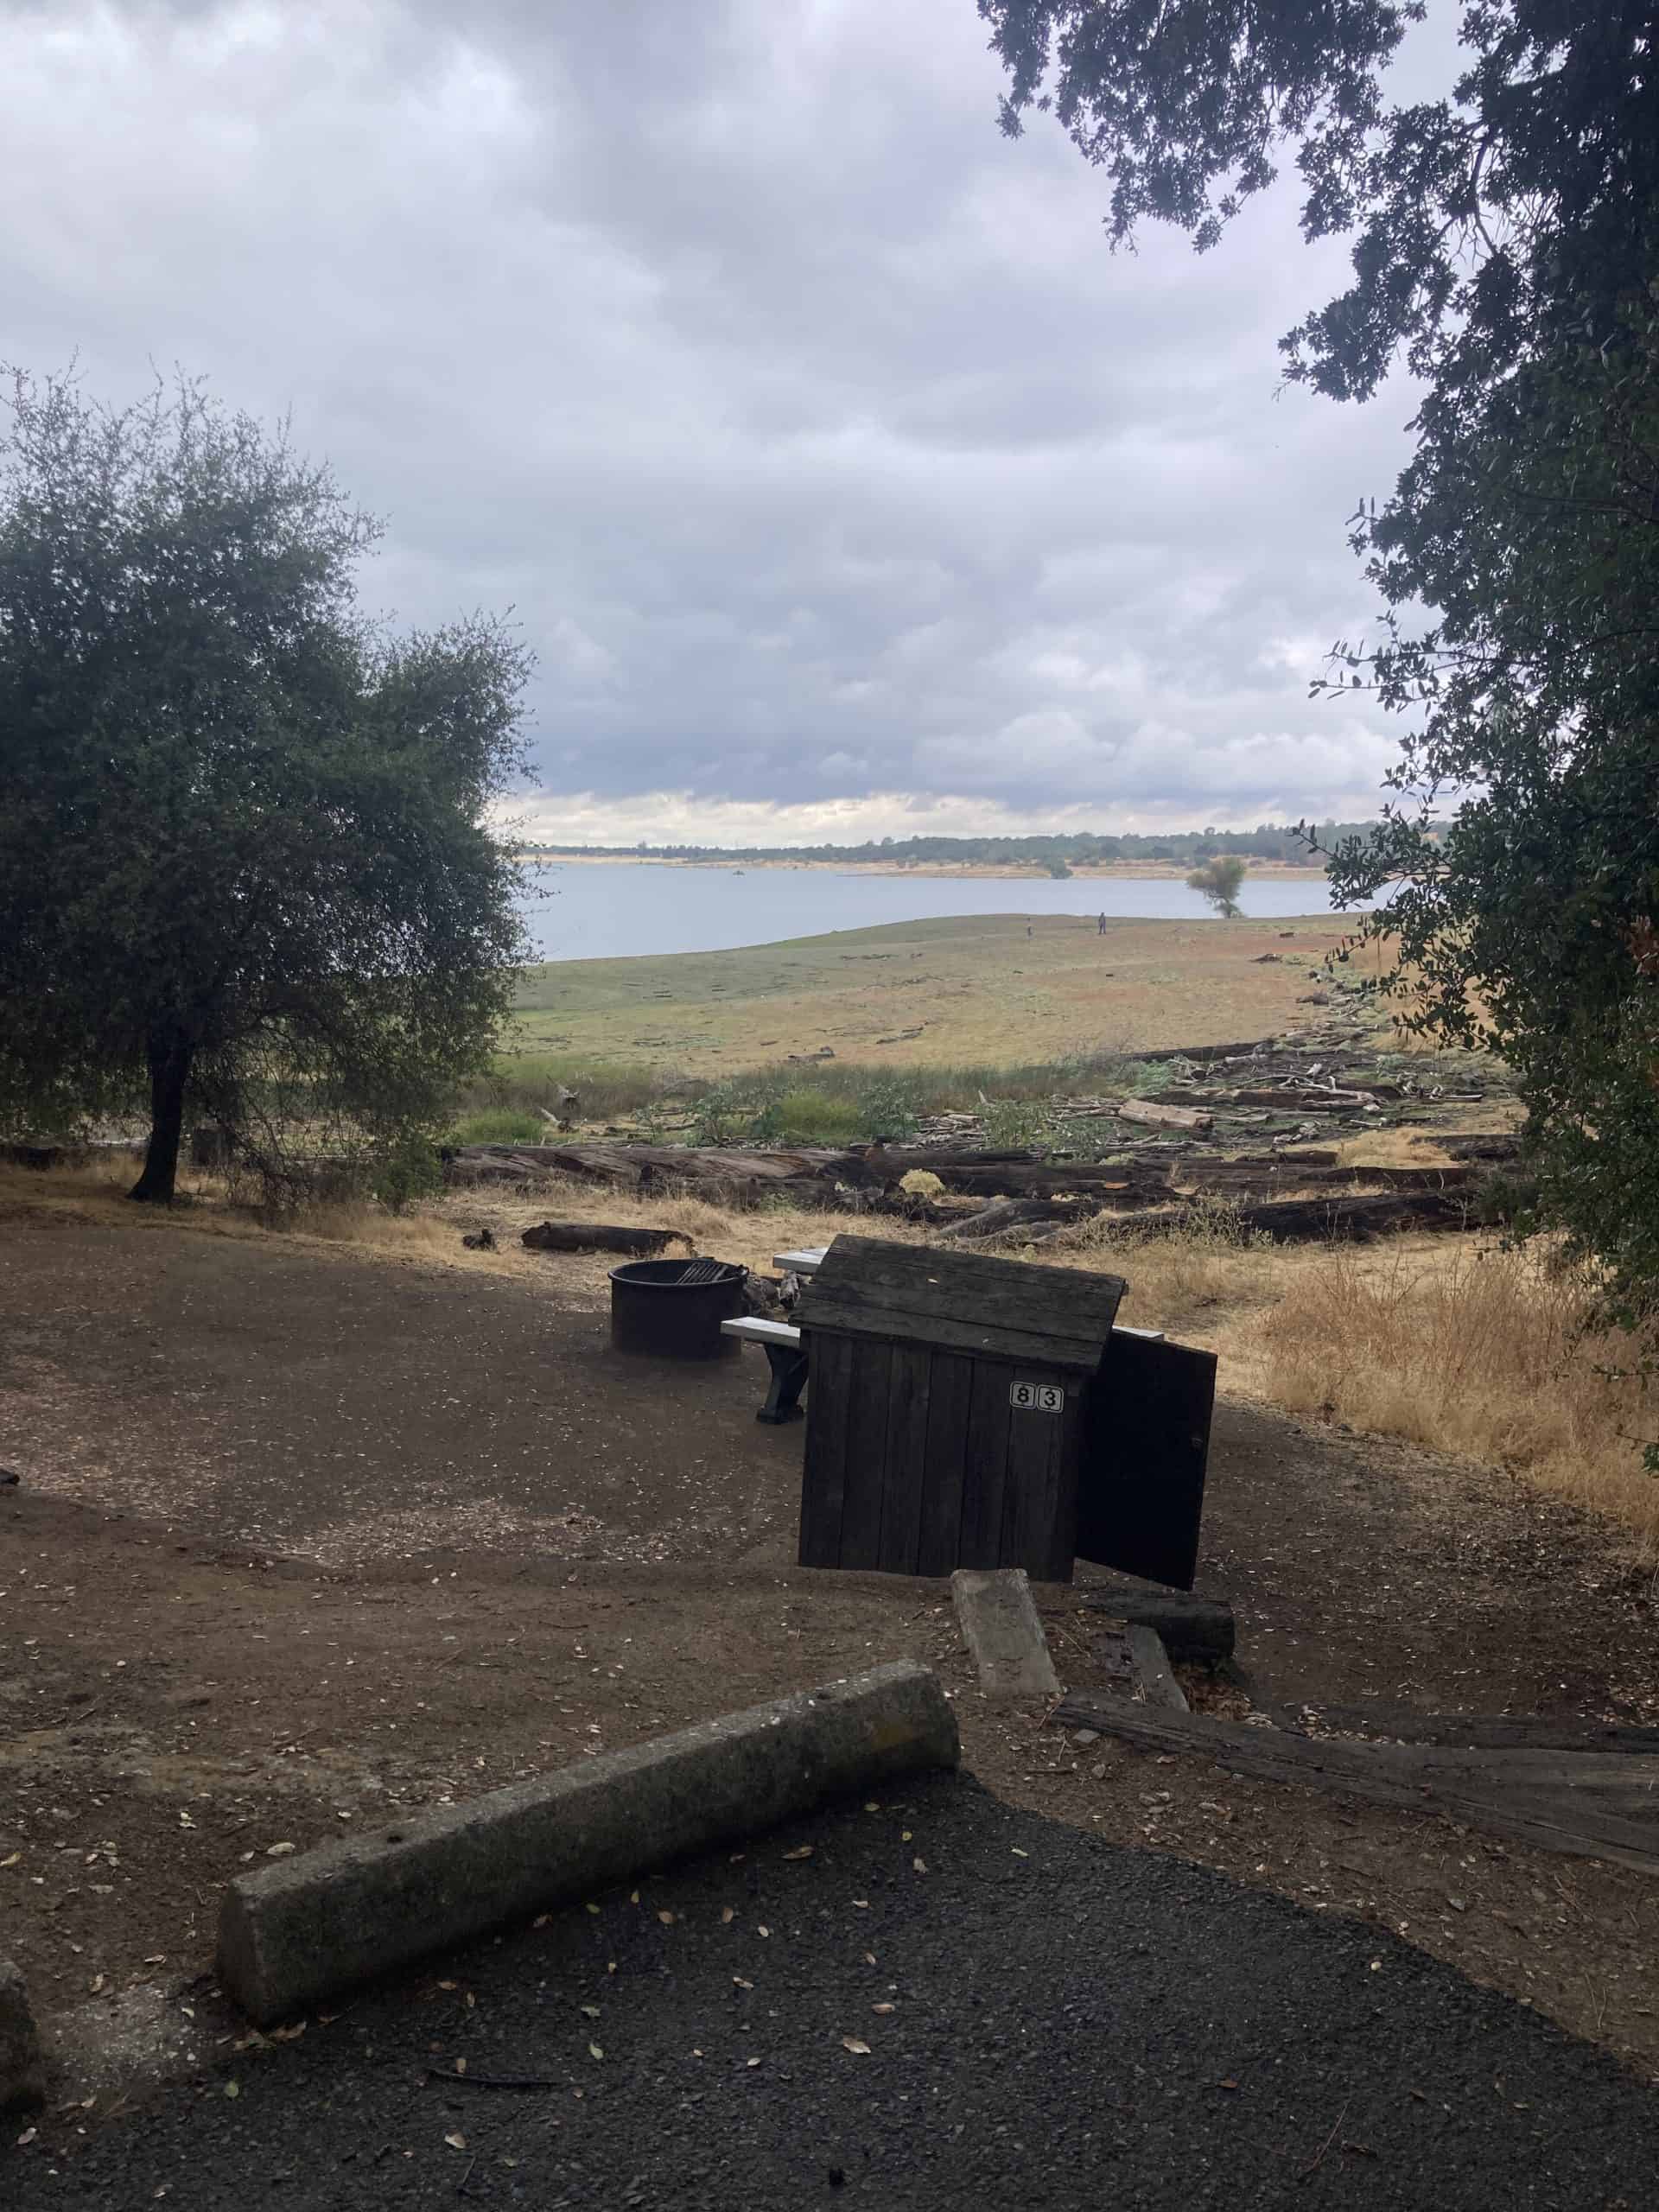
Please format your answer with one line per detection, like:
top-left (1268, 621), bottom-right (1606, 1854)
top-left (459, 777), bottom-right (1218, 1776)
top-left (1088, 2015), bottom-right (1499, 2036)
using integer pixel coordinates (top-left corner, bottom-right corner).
top-left (502, 910), bottom-right (1369, 1080)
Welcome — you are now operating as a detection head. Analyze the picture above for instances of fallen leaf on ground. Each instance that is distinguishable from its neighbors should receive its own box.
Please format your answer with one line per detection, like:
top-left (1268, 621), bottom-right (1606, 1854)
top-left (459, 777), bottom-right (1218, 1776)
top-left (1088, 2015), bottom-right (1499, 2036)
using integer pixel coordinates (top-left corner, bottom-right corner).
top-left (842, 2037), bottom-right (871, 2056)
top-left (658, 1910), bottom-right (676, 1926)
top-left (746, 2056), bottom-right (761, 2069)
top-left (444, 2132), bottom-right (467, 2152)
top-left (783, 1846), bottom-right (813, 1861)
top-left (721, 1906), bottom-right (734, 1923)
top-left (581, 2005), bottom-right (601, 2018)
top-left (872, 2003), bottom-right (896, 2015)
top-left (912, 1858), bottom-right (927, 1874)
top-left (223, 2082), bottom-right (239, 2101)
top-left (264, 1841), bottom-right (295, 1858)
top-left (588, 2043), bottom-right (604, 2061)
top-left (758, 1924), bottom-right (771, 1937)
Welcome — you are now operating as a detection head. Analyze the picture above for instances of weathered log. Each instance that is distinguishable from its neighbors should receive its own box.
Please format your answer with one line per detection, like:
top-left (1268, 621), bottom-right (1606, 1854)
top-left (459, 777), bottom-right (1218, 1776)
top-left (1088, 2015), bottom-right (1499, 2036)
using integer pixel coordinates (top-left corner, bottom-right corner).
top-left (1115, 1097), bottom-right (1213, 1131)
top-left (521, 1221), bottom-right (694, 1256)
top-left (1413, 1133), bottom-right (1522, 1163)
top-left (1052, 1694), bottom-right (1659, 1876)
top-left (443, 1156), bottom-right (541, 1186)
top-left (937, 1198), bottom-right (1090, 1243)
top-left (1222, 1188), bottom-right (1475, 1241)
top-left (933, 1164), bottom-right (1173, 1203)
top-left (1232, 1088), bottom-right (1372, 1113)
top-left (1071, 1581), bottom-right (1236, 1662)
top-left (1272, 1704), bottom-right (1659, 1755)
top-left (1134, 1037), bottom-right (1276, 1064)
top-left (1183, 1162), bottom-right (1480, 1197)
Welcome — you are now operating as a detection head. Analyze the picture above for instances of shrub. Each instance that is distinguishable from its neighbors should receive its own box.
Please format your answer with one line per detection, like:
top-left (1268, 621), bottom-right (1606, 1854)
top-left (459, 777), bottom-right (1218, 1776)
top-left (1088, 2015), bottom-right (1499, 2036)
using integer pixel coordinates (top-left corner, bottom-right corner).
top-left (769, 1087), bottom-right (864, 1145)
top-left (857, 1077), bottom-right (922, 1143)
top-left (448, 1108), bottom-right (548, 1147)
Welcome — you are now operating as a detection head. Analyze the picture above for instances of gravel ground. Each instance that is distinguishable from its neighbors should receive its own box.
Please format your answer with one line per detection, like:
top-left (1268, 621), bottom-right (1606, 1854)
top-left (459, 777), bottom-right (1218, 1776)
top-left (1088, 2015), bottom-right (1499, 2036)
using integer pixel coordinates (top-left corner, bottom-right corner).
top-left (10, 1774), bottom-right (1656, 2211)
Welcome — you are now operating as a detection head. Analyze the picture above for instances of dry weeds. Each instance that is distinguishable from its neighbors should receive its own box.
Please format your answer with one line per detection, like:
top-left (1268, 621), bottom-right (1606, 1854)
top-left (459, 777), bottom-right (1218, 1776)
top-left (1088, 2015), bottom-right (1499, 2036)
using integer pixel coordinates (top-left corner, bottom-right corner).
top-left (1251, 1242), bottom-right (1659, 1545)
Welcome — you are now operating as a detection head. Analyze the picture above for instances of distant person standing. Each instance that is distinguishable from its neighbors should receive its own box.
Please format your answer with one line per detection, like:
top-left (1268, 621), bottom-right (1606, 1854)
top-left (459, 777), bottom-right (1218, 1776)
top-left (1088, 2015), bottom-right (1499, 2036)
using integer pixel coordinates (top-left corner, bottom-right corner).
top-left (1096, 912), bottom-right (1107, 935)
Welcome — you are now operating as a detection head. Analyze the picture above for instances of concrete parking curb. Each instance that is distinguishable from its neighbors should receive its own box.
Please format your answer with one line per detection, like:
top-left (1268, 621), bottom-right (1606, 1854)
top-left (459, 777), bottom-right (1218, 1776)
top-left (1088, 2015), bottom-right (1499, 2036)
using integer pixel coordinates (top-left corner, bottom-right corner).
top-left (951, 1568), bottom-right (1060, 1699)
top-left (217, 1661), bottom-right (958, 2026)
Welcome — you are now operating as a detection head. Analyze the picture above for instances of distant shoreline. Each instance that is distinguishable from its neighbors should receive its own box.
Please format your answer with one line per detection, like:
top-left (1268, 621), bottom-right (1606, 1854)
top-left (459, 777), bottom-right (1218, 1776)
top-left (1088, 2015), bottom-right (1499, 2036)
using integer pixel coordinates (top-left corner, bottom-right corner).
top-left (519, 850), bottom-right (1329, 882)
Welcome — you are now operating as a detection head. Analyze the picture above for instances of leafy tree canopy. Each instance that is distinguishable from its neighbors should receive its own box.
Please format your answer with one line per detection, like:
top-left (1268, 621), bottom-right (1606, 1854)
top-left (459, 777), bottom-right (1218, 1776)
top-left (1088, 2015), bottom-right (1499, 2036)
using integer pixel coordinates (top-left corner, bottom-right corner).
top-left (1186, 854), bottom-right (1248, 918)
top-left (0, 370), bottom-right (531, 1203)
top-left (981, 3), bottom-right (1659, 1332)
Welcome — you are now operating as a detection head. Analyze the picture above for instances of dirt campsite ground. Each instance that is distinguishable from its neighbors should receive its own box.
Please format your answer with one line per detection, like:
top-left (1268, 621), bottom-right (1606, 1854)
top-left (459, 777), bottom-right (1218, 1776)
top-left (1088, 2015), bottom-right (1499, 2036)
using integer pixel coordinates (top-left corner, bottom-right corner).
top-left (6, 1183), bottom-right (1659, 2140)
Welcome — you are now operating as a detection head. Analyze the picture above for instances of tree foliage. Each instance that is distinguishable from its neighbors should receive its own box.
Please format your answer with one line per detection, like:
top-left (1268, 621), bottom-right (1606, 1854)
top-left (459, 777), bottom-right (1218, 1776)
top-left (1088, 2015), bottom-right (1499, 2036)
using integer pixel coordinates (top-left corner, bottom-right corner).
top-left (0, 370), bottom-right (531, 1203)
top-left (1186, 854), bottom-right (1247, 918)
top-left (981, 2), bottom-right (1659, 1330)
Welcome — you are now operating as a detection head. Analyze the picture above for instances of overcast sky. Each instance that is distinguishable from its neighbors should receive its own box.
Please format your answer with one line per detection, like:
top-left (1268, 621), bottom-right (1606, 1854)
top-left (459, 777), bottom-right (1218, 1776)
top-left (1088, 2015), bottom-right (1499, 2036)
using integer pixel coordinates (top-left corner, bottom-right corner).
top-left (0, 0), bottom-right (1429, 844)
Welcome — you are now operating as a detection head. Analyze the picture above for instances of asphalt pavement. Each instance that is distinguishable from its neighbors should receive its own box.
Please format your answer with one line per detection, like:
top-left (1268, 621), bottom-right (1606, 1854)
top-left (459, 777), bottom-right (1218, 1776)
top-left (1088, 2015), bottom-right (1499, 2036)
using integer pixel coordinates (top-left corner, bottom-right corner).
top-left (8, 1773), bottom-right (1655, 2210)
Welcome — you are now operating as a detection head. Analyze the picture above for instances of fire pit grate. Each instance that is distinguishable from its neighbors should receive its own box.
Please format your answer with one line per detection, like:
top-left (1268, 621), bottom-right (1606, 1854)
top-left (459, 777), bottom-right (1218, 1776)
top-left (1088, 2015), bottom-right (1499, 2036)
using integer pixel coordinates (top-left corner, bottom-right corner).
top-left (608, 1255), bottom-right (748, 1359)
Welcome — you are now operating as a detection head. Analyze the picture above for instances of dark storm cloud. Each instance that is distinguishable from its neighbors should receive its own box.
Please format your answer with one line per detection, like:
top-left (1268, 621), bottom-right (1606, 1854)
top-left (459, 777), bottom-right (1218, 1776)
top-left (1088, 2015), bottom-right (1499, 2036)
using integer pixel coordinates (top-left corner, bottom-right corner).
top-left (0, 0), bottom-right (1420, 838)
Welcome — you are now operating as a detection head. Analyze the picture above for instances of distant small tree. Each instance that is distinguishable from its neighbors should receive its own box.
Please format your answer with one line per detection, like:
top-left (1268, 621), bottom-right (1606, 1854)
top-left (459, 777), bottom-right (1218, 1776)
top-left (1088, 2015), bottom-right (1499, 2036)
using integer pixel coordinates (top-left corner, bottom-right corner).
top-left (1186, 855), bottom-right (1247, 919)
top-left (0, 369), bottom-right (532, 1204)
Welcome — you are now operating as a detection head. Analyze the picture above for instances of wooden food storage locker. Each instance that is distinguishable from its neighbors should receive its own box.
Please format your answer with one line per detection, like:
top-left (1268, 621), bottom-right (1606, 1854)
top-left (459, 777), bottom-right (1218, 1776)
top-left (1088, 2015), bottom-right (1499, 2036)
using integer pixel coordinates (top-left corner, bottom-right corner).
top-left (794, 1235), bottom-right (1126, 1580)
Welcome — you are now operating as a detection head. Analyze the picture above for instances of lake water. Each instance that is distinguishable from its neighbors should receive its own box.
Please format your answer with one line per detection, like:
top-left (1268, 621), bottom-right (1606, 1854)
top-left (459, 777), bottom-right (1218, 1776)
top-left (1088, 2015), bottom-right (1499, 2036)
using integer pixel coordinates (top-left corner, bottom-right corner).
top-left (521, 862), bottom-right (1361, 963)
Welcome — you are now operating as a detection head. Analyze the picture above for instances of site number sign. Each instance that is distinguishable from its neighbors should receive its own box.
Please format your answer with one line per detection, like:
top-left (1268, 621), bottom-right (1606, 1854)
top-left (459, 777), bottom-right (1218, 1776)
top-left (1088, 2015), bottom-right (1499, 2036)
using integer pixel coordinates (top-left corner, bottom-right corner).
top-left (1009, 1381), bottom-right (1065, 1414)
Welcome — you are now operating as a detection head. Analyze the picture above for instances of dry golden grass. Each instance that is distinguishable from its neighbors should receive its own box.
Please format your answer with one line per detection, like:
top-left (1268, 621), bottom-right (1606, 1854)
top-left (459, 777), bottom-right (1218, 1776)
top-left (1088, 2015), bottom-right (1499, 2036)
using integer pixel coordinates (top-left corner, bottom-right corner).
top-left (1250, 1241), bottom-right (1659, 1544)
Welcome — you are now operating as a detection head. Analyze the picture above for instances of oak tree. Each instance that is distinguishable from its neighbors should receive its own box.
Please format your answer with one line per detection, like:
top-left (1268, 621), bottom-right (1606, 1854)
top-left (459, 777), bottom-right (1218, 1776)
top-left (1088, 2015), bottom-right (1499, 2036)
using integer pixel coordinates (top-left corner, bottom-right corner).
top-left (0, 371), bottom-right (531, 1203)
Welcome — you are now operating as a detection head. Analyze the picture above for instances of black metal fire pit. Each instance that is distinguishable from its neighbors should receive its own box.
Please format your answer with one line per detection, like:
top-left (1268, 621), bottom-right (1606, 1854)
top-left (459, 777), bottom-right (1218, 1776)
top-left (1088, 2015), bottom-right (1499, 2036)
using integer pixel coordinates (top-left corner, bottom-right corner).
top-left (608, 1256), bottom-right (748, 1359)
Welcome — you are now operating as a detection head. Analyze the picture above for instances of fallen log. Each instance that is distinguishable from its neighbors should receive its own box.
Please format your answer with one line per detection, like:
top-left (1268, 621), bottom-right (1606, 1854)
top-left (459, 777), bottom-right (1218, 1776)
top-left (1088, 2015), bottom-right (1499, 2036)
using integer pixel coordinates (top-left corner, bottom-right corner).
top-left (1413, 1133), bottom-right (1522, 1163)
top-left (521, 1221), bottom-right (694, 1256)
top-left (444, 1155), bottom-right (542, 1186)
top-left (1070, 1581), bottom-right (1236, 1662)
top-left (1232, 1088), bottom-right (1372, 1113)
top-left (937, 1198), bottom-right (1090, 1243)
top-left (1135, 1037), bottom-right (1275, 1064)
top-left (1115, 1097), bottom-right (1213, 1132)
top-left (1053, 1694), bottom-right (1659, 1875)
top-left (1222, 1188), bottom-right (1475, 1241)
top-left (934, 1164), bottom-right (1173, 1203)
top-left (1273, 1704), bottom-right (1659, 1755)
top-left (1183, 1162), bottom-right (1480, 1197)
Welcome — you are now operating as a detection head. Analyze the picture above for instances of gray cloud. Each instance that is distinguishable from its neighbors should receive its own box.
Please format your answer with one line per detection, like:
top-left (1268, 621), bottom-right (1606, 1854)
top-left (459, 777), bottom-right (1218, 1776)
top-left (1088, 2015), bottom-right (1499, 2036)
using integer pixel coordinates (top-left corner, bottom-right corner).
top-left (0, 0), bottom-right (1419, 835)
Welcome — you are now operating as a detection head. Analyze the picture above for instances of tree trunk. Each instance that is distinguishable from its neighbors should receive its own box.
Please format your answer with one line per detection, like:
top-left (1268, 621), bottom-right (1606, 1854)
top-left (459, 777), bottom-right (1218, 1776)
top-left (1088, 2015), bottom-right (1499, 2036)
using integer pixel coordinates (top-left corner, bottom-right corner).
top-left (129, 1027), bottom-right (194, 1205)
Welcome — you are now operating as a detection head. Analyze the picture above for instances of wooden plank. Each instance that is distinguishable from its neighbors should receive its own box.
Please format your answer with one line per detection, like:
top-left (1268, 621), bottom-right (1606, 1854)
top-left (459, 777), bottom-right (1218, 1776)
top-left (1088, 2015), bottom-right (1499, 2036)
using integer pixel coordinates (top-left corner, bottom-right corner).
top-left (1126, 1624), bottom-right (1188, 1712)
top-left (1273, 1705), bottom-right (1659, 1756)
top-left (799, 1236), bottom-right (1125, 1352)
top-left (957, 1359), bottom-right (1014, 1570)
top-left (914, 1351), bottom-right (974, 1578)
top-left (797, 1330), bottom-right (854, 1568)
top-left (1054, 1694), bottom-right (1659, 1876)
top-left (877, 1344), bottom-right (933, 1575)
top-left (801, 1244), bottom-right (1127, 1341)
top-left (1072, 1581), bottom-right (1235, 1661)
top-left (798, 1293), bottom-right (1104, 1372)
top-left (836, 1338), bottom-right (895, 1570)
top-left (1077, 1336), bottom-right (1216, 1590)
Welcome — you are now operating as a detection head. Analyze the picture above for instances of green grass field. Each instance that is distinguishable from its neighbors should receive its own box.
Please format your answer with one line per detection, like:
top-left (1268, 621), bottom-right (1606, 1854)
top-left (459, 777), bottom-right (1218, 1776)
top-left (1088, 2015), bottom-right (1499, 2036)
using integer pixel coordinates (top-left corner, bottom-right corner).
top-left (454, 910), bottom-right (1376, 1138)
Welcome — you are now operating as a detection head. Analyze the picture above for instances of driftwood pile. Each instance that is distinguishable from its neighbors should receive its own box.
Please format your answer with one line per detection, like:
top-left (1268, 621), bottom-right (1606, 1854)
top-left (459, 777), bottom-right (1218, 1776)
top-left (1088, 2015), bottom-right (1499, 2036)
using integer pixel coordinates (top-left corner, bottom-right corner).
top-left (448, 1133), bottom-right (1504, 1248)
